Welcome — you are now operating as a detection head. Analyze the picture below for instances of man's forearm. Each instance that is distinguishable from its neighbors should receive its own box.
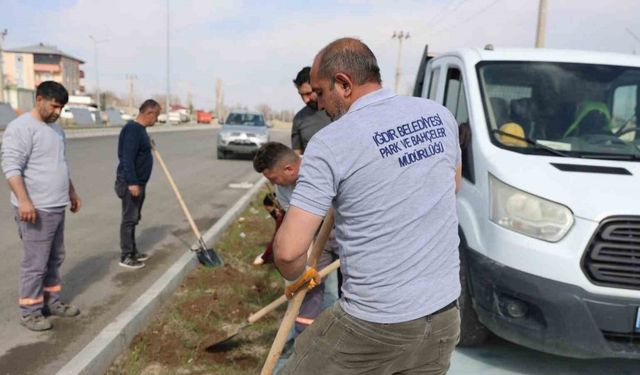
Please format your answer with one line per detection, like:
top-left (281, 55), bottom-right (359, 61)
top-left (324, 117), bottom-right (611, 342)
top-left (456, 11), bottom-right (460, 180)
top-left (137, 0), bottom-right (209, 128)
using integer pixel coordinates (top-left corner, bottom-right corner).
top-left (69, 179), bottom-right (76, 194)
top-left (7, 175), bottom-right (31, 202)
top-left (273, 206), bottom-right (324, 281)
top-left (275, 249), bottom-right (308, 281)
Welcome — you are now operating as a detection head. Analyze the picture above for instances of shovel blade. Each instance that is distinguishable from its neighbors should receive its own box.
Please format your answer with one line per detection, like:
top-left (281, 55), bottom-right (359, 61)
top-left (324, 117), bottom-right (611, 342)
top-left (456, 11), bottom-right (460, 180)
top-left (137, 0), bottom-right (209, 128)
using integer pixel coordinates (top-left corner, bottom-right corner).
top-left (197, 248), bottom-right (223, 267)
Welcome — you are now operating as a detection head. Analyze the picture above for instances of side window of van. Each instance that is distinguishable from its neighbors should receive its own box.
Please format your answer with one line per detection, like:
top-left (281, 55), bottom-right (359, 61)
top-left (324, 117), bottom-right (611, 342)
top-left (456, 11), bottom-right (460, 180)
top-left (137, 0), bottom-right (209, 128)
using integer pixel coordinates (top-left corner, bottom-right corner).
top-left (444, 67), bottom-right (474, 183)
top-left (612, 85), bottom-right (638, 141)
top-left (427, 68), bottom-right (440, 100)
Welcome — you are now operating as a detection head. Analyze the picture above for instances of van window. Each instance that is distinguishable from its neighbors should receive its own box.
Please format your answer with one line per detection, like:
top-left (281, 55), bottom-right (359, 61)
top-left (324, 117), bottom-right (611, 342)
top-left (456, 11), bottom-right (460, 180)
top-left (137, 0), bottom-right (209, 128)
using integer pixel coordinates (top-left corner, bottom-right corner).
top-left (477, 61), bottom-right (640, 161)
top-left (427, 68), bottom-right (440, 100)
top-left (612, 85), bottom-right (638, 141)
top-left (444, 68), bottom-right (469, 124)
top-left (445, 67), bottom-right (474, 183)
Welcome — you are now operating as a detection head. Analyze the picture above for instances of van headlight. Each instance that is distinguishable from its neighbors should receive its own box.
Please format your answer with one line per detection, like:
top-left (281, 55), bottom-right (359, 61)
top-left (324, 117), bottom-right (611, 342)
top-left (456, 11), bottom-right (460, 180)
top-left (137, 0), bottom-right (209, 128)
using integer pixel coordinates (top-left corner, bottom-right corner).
top-left (489, 174), bottom-right (573, 242)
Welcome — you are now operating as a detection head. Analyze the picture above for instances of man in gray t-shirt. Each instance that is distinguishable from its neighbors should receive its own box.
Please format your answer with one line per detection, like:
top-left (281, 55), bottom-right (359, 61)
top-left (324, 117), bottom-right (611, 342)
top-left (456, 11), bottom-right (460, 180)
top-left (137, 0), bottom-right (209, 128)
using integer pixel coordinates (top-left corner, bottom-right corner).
top-left (1, 81), bottom-right (82, 332)
top-left (291, 67), bottom-right (331, 155)
top-left (277, 38), bottom-right (462, 375)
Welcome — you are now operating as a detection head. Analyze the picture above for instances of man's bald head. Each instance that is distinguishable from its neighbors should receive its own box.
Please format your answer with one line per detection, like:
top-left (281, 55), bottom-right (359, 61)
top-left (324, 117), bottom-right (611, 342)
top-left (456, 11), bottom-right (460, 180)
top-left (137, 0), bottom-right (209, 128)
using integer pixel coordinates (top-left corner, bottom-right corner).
top-left (315, 38), bottom-right (381, 87)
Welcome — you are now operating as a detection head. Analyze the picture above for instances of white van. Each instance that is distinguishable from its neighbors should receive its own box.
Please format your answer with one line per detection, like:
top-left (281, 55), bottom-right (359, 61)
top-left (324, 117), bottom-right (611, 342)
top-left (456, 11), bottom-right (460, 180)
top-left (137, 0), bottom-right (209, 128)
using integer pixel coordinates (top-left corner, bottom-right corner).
top-left (414, 46), bottom-right (640, 359)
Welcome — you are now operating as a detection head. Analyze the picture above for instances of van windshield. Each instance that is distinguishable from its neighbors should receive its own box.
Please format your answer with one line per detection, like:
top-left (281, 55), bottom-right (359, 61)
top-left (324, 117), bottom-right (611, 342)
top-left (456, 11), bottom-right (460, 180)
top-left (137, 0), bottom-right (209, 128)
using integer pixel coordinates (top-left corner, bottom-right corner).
top-left (477, 61), bottom-right (640, 160)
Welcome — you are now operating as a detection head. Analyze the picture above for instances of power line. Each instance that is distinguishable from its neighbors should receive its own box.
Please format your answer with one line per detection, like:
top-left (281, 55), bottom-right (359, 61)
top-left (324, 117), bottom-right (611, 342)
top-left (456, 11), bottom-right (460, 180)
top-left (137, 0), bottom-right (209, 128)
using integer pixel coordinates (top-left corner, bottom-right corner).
top-left (430, 0), bottom-right (502, 36)
top-left (428, 0), bottom-right (470, 32)
top-left (425, 0), bottom-right (457, 28)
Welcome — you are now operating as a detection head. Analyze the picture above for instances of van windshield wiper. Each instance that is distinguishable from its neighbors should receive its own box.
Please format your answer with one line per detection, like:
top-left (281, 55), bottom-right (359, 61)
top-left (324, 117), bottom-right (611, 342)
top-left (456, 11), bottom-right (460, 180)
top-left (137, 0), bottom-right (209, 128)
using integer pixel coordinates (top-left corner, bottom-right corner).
top-left (490, 129), bottom-right (571, 157)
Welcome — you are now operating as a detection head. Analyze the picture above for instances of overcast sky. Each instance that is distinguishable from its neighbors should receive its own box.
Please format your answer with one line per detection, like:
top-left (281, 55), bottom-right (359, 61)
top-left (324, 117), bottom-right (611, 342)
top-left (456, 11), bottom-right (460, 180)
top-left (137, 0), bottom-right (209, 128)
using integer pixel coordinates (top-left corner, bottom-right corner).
top-left (3, 0), bottom-right (640, 112)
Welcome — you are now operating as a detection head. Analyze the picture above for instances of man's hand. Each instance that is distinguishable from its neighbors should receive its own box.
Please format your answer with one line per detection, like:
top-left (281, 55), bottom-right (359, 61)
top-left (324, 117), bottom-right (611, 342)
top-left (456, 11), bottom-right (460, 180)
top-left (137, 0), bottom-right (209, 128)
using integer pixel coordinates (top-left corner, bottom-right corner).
top-left (18, 198), bottom-right (36, 223)
top-left (284, 267), bottom-right (321, 299)
top-left (128, 185), bottom-right (141, 197)
top-left (69, 190), bottom-right (81, 213)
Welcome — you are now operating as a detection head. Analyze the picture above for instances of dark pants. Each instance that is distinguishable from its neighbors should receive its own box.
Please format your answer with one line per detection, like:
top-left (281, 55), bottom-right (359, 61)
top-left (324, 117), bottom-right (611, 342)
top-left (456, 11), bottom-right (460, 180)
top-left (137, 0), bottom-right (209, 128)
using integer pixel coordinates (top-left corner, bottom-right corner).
top-left (14, 208), bottom-right (66, 315)
top-left (115, 177), bottom-right (146, 260)
top-left (281, 302), bottom-right (460, 375)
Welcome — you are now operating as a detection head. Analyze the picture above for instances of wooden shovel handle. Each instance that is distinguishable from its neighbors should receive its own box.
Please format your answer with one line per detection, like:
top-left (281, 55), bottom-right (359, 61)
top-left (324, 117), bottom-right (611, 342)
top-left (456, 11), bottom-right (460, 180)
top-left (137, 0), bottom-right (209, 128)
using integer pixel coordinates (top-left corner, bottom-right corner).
top-left (260, 209), bottom-right (335, 375)
top-left (151, 140), bottom-right (202, 239)
top-left (248, 259), bottom-right (340, 324)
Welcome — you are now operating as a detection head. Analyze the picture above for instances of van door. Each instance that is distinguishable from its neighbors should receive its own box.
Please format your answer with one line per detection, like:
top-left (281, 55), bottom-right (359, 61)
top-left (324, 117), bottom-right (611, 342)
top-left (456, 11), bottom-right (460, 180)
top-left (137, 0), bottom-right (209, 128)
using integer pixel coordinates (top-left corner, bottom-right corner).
top-left (442, 60), bottom-right (474, 184)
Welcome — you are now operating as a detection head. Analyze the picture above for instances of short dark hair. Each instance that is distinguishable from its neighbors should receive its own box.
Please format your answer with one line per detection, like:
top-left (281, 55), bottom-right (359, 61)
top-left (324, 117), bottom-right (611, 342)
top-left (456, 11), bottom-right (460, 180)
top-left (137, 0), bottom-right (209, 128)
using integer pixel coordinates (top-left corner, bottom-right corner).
top-left (36, 81), bottom-right (68, 106)
top-left (253, 142), bottom-right (298, 173)
top-left (139, 99), bottom-right (161, 113)
top-left (292, 67), bottom-right (311, 88)
top-left (263, 192), bottom-right (275, 207)
top-left (317, 38), bottom-right (381, 87)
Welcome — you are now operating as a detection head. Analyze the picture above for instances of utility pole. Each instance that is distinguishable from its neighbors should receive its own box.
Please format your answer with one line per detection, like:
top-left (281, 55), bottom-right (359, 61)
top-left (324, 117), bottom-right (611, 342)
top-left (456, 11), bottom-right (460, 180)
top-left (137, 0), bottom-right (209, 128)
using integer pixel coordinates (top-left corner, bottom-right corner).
top-left (215, 78), bottom-right (223, 120)
top-left (126, 74), bottom-right (137, 113)
top-left (0, 29), bottom-right (7, 103)
top-left (89, 35), bottom-right (108, 120)
top-left (392, 31), bottom-right (410, 94)
top-left (535, 0), bottom-right (548, 48)
top-left (166, 0), bottom-right (171, 122)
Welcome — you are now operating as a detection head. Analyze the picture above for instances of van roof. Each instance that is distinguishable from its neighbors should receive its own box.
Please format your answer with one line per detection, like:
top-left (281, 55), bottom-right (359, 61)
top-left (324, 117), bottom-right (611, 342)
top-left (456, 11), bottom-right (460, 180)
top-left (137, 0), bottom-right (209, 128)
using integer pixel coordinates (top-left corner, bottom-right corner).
top-left (440, 47), bottom-right (640, 68)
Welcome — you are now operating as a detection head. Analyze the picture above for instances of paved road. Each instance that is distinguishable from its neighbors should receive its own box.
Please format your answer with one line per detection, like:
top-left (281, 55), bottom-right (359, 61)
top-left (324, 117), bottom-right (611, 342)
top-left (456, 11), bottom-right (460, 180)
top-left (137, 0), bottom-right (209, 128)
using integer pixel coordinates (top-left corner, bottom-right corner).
top-left (0, 127), bottom-right (289, 375)
top-left (451, 335), bottom-right (638, 374)
top-left (0, 126), bottom-right (635, 374)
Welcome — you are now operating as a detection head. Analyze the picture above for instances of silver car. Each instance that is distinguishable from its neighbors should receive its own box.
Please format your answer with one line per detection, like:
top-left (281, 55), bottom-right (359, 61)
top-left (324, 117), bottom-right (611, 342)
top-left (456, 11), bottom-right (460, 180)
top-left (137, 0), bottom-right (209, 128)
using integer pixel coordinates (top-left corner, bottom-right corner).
top-left (217, 112), bottom-right (270, 159)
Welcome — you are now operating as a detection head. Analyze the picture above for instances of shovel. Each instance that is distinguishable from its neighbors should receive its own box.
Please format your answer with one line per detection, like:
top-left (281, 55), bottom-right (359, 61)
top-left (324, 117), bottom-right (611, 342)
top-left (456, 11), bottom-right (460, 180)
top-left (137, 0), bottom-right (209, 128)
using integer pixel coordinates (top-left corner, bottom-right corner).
top-left (151, 139), bottom-right (223, 267)
top-left (206, 259), bottom-right (340, 351)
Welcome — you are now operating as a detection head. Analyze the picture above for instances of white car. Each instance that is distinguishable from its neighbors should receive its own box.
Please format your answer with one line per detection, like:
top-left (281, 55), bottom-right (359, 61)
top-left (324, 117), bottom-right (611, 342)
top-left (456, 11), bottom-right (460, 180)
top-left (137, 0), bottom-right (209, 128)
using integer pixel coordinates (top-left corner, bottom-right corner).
top-left (216, 111), bottom-right (269, 159)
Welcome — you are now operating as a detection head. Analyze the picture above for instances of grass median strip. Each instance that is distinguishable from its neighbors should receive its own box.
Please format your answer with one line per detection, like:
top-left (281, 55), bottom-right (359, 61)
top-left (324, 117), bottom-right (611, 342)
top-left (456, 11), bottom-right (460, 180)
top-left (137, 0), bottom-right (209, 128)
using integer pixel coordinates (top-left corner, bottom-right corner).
top-left (107, 187), bottom-right (284, 375)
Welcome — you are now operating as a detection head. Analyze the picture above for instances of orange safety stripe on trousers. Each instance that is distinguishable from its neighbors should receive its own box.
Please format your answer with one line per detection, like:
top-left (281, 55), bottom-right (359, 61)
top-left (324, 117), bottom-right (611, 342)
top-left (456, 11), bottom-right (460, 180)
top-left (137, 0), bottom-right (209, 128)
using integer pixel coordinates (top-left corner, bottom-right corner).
top-left (19, 296), bottom-right (44, 305)
top-left (295, 316), bottom-right (315, 326)
top-left (43, 285), bottom-right (62, 293)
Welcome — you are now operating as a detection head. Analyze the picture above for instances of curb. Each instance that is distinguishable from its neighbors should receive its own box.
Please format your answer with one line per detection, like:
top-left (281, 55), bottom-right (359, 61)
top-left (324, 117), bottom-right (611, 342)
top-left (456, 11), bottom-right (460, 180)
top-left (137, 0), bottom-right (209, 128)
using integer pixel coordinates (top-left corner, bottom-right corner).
top-left (0, 124), bottom-right (220, 142)
top-left (65, 124), bottom-right (219, 140)
top-left (55, 176), bottom-right (267, 375)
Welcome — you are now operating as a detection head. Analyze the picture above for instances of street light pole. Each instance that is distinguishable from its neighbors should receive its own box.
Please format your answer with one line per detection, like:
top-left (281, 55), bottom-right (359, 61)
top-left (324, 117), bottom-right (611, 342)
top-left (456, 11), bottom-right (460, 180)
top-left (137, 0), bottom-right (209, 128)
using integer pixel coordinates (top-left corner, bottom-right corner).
top-left (0, 29), bottom-right (8, 103)
top-left (89, 35), bottom-right (108, 120)
top-left (392, 31), bottom-right (410, 94)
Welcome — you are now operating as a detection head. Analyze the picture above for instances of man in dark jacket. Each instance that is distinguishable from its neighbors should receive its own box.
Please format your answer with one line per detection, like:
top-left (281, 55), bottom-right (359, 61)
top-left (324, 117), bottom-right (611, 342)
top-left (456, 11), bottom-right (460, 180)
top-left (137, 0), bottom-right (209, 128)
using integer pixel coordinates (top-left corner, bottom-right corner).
top-left (115, 99), bottom-right (161, 269)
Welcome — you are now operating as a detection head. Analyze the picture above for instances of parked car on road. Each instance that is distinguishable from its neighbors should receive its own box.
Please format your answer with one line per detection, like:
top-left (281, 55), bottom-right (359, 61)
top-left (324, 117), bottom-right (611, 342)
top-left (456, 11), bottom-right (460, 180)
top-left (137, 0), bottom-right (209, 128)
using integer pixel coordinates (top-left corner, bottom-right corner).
top-left (216, 111), bottom-right (269, 159)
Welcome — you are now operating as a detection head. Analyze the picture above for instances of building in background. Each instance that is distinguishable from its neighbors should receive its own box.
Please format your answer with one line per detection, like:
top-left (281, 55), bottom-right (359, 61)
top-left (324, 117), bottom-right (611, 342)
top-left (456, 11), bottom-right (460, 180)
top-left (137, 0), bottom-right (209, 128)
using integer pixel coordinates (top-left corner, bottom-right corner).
top-left (1, 49), bottom-right (35, 113)
top-left (5, 43), bottom-right (85, 95)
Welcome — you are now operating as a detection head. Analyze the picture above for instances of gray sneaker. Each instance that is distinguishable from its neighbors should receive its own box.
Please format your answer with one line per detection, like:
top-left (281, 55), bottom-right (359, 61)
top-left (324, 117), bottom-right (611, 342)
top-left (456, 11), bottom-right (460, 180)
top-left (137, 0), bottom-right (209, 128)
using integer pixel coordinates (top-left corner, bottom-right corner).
top-left (46, 301), bottom-right (80, 317)
top-left (119, 256), bottom-right (145, 269)
top-left (21, 313), bottom-right (52, 331)
top-left (134, 252), bottom-right (149, 262)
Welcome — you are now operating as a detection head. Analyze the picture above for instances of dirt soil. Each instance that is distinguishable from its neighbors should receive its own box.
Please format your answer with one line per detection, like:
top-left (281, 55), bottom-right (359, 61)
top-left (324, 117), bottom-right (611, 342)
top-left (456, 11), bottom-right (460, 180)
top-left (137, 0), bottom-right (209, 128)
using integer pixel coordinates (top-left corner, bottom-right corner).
top-left (107, 189), bottom-right (285, 375)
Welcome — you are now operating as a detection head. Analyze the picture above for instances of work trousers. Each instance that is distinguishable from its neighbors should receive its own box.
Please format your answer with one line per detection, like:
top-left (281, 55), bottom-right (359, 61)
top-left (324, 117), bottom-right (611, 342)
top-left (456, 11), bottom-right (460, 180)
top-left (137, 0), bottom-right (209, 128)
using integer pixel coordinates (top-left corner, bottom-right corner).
top-left (14, 208), bottom-right (66, 316)
top-left (115, 177), bottom-right (146, 260)
top-left (281, 302), bottom-right (460, 375)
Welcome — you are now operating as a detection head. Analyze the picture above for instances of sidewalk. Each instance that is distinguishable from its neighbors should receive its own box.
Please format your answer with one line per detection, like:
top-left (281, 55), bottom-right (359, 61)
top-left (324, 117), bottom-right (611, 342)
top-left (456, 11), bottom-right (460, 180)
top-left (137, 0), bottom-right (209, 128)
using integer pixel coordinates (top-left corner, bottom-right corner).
top-left (56, 177), bottom-right (267, 375)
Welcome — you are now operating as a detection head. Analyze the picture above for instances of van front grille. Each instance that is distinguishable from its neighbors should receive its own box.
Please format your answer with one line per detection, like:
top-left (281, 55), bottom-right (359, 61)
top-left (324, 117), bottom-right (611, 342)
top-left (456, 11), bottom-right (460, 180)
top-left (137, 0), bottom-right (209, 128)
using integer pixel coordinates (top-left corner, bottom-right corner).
top-left (582, 217), bottom-right (640, 290)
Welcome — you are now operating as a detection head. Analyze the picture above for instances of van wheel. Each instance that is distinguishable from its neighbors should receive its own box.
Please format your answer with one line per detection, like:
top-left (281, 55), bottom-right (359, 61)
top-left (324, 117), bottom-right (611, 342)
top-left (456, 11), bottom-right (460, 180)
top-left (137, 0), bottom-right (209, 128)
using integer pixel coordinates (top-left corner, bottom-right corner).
top-left (217, 150), bottom-right (226, 159)
top-left (458, 249), bottom-right (491, 346)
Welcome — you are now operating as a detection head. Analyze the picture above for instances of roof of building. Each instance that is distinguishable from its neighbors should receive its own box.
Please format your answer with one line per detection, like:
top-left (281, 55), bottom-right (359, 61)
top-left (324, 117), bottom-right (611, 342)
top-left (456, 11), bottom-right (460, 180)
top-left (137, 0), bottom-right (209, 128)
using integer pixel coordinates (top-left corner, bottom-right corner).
top-left (5, 43), bottom-right (84, 63)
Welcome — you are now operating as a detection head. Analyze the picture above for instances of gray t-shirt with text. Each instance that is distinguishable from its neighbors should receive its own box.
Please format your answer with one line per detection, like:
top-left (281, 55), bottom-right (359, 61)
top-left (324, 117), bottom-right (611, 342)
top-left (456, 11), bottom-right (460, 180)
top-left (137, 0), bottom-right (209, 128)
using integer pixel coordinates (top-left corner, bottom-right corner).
top-left (1, 113), bottom-right (70, 209)
top-left (290, 88), bottom-right (461, 324)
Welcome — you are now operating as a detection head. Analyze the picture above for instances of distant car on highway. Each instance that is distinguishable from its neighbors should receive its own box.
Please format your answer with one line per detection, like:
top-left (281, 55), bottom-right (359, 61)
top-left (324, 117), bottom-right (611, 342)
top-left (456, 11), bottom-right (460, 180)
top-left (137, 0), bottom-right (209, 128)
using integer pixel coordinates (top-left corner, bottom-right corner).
top-left (216, 111), bottom-right (269, 159)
